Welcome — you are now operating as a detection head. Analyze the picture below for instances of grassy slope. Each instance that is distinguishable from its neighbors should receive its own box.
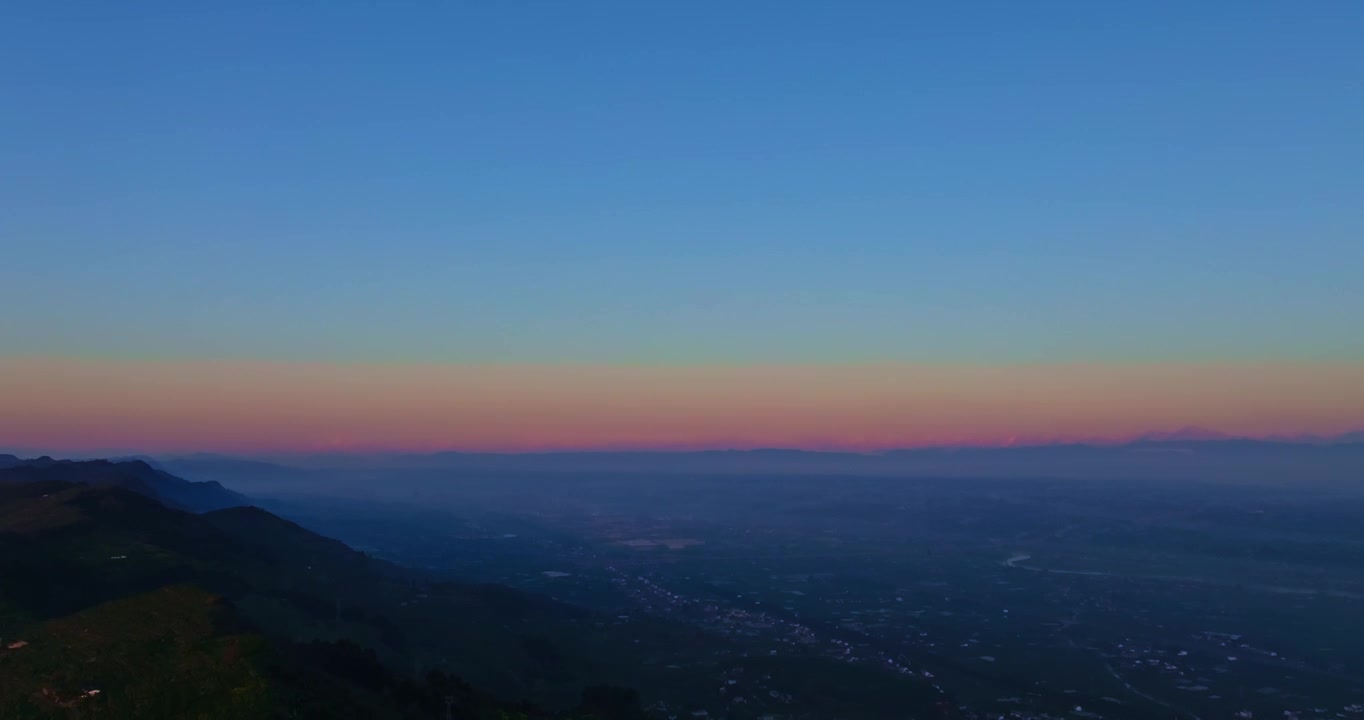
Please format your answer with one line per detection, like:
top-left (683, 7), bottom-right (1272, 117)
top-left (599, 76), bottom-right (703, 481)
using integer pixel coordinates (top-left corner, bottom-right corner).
top-left (0, 585), bottom-right (274, 719)
top-left (0, 482), bottom-right (642, 719)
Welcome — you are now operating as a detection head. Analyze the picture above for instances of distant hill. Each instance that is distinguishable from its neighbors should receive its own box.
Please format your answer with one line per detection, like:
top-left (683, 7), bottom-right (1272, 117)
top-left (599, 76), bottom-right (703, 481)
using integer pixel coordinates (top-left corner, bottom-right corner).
top-left (1336, 429), bottom-right (1364, 444)
top-left (156, 454), bottom-right (320, 496)
top-left (0, 456), bottom-right (248, 512)
top-left (1131, 426), bottom-right (1231, 443)
top-left (0, 476), bottom-right (650, 719)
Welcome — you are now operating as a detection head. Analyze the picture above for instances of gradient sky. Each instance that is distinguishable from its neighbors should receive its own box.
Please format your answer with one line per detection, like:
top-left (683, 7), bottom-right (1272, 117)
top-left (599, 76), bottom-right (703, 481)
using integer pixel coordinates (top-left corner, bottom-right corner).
top-left (2, 3), bottom-right (1362, 451)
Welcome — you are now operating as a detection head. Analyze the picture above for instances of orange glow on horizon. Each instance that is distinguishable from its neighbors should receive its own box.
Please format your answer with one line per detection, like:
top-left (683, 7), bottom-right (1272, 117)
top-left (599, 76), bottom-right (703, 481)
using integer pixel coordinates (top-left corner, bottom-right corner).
top-left (1, 357), bottom-right (1361, 454)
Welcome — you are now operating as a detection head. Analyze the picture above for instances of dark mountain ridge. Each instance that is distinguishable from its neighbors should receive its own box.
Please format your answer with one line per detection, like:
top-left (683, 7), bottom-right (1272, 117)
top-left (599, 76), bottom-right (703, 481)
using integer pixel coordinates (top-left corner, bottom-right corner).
top-left (0, 456), bottom-right (248, 512)
top-left (0, 467), bottom-right (653, 719)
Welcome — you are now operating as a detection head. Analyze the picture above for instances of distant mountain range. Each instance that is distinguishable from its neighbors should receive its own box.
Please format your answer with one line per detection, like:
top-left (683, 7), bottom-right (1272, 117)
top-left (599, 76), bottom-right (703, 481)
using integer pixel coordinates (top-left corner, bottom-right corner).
top-left (8, 428), bottom-right (1362, 501)
top-left (10, 428), bottom-right (1364, 482)
top-left (138, 431), bottom-right (1364, 499)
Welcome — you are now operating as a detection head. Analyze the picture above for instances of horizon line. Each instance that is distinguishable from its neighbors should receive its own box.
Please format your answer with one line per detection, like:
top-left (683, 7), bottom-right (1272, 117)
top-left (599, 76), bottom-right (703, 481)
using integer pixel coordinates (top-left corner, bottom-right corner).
top-left (6, 426), bottom-right (1362, 461)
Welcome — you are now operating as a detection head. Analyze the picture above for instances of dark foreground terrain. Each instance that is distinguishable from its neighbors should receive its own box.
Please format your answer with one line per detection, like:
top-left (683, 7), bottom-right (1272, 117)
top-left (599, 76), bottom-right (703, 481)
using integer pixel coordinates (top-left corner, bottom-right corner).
top-left (0, 459), bottom-right (654, 719)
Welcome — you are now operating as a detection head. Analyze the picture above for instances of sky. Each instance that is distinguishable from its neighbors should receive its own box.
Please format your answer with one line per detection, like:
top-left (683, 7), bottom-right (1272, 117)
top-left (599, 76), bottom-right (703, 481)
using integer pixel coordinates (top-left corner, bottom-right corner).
top-left (2, 3), bottom-right (1362, 452)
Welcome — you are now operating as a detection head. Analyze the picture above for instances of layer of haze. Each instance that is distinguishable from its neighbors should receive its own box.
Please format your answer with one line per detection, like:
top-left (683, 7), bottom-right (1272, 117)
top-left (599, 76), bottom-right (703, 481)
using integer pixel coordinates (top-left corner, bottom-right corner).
top-left (2, 358), bottom-right (1361, 454)
top-left (3, 3), bottom-right (1363, 366)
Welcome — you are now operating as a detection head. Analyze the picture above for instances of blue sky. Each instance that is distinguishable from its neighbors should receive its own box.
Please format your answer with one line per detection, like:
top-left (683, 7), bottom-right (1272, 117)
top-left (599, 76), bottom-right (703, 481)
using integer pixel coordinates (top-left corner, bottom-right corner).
top-left (3, 2), bottom-right (1362, 363)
